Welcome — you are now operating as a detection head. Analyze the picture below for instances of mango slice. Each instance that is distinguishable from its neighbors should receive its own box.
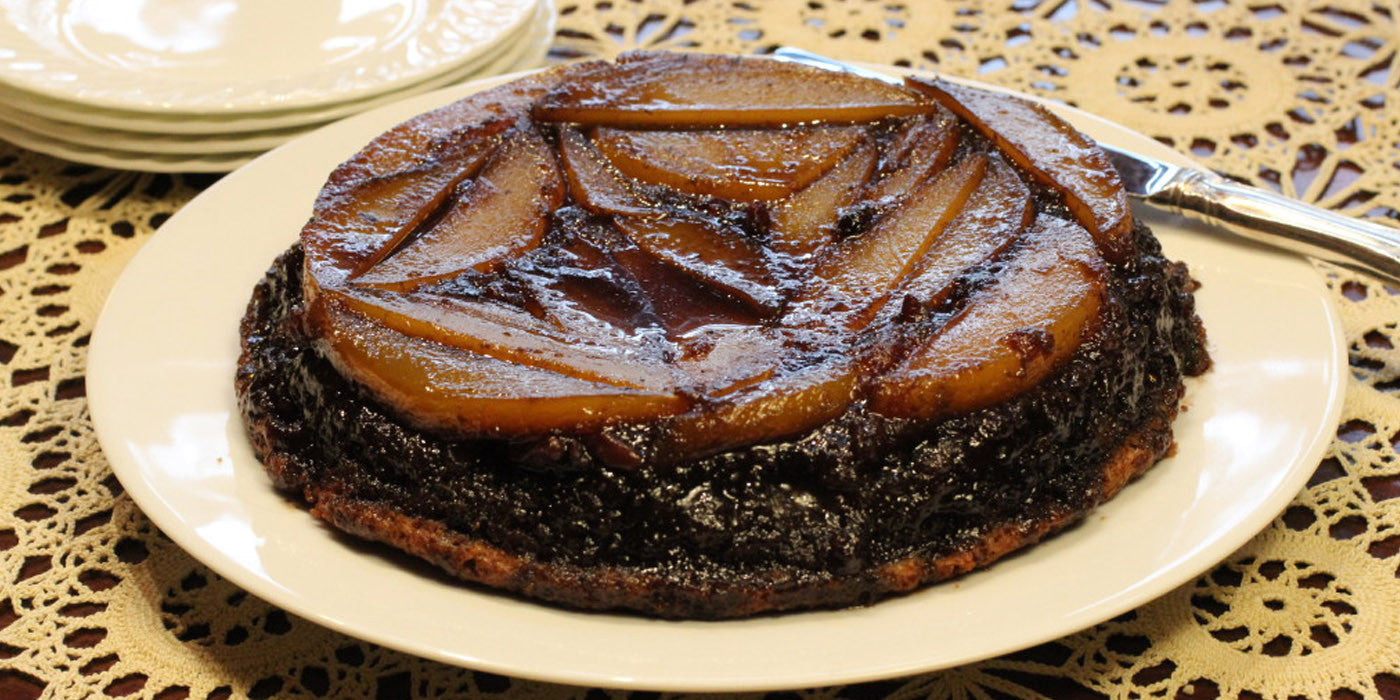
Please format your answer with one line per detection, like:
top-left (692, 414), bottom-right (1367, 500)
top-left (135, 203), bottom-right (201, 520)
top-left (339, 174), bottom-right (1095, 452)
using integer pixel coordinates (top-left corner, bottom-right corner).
top-left (351, 127), bottom-right (564, 290)
top-left (533, 52), bottom-right (932, 128)
top-left (319, 302), bottom-right (687, 434)
top-left (591, 125), bottom-right (863, 202)
top-left (908, 78), bottom-right (1133, 263)
top-left (788, 155), bottom-right (988, 330)
top-left (868, 213), bottom-right (1108, 420)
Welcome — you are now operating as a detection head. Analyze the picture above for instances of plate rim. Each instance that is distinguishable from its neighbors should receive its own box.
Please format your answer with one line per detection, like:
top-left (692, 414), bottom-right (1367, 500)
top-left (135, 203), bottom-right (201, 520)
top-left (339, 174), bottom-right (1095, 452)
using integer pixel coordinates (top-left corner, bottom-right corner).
top-left (0, 0), bottom-right (554, 155)
top-left (0, 3), bottom-right (554, 171)
top-left (0, 0), bottom-right (556, 137)
top-left (87, 62), bottom-right (1349, 691)
top-left (0, 0), bottom-right (540, 114)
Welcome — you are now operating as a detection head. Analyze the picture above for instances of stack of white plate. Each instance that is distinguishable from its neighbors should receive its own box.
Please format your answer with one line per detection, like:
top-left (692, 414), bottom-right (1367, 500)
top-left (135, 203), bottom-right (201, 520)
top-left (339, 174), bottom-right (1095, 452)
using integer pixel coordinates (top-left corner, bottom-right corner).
top-left (0, 0), bottom-right (554, 172)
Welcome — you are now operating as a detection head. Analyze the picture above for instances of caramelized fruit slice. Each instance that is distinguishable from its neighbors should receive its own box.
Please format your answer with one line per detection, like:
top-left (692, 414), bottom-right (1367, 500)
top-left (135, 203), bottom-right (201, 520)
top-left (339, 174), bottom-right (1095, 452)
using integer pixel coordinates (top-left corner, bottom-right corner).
top-left (533, 52), bottom-right (932, 128)
top-left (303, 149), bottom-right (494, 289)
top-left (334, 158), bottom-right (485, 243)
top-left (909, 78), bottom-right (1133, 263)
top-left (768, 140), bottom-right (878, 261)
top-left (318, 69), bottom-right (570, 199)
top-left (657, 359), bottom-right (858, 460)
top-left (673, 325), bottom-right (784, 396)
top-left (351, 128), bottom-right (564, 290)
top-left (788, 155), bottom-right (988, 330)
top-left (865, 112), bottom-right (958, 203)
top-left (878, 157), bottom-right (1032, 324)
top-left (615, 216), bottom-right (781, 315)
top-left (591, 125), bottom-right (863, 201)
top-left (322, 286), bottom-right (678, 391)
top-left (868, 213), bottom-right (1107, 420)
top-left (557, 125), bottom-right (656, 217)
top-left (302, 83), bottom-right (567, 295)
top-left (320, 302), bottom-right (687, 434)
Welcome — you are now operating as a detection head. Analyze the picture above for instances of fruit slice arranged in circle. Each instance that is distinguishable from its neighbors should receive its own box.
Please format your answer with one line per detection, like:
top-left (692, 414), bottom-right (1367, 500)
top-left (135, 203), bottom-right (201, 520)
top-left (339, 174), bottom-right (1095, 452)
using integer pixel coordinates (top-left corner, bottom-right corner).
top-left (591, 125), bottom-right (864, 202)
top-left (302, 147), bottom-right (494, 290)
top-left (319, 286), bottom-right (681, 392)
top-left (655, 357), bottom-right (860, 460)
top-left (908, 77), bottom-right (1133, 263)
top-left (874, 156), bottom-right (1034, 327)
top-left (299, 53), bottom-right (1132, 455)
top-left (352, 126), bottom-right (565, 290)
top-left (615, 215), bottom-right (781, 316)
top-left (768, 139), bottom-right (878, 262)
top-left (532, 52), bottom-right (934, 128)
top-left (317, 301), bottom-right (688, 435)
top-left (556, 125), bottom-right (657, 217)
top-left (868, 213), bottom-right (1109, 420)
top-left (865, 111), bottom-right (959, 204)
top-left (788, 155), bottom-right (988, 331)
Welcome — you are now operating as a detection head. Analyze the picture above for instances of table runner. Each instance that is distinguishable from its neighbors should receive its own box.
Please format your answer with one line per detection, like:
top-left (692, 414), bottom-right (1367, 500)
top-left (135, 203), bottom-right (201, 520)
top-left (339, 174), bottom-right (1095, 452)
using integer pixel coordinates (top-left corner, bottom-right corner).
top-left (2, 0), bottom-right (1399, 697)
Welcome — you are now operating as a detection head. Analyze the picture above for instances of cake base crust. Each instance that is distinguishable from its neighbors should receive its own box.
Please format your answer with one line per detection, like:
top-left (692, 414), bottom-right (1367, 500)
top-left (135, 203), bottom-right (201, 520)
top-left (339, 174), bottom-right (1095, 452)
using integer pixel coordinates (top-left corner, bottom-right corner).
top-left (271, 419), bottom-right (1170, 618)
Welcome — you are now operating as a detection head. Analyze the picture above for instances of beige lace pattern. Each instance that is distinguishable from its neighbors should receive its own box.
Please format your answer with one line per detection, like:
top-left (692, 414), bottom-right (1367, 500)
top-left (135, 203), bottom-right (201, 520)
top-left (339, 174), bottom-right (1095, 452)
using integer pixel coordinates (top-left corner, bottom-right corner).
top-left (2, 0), bottom-right (1399, 697)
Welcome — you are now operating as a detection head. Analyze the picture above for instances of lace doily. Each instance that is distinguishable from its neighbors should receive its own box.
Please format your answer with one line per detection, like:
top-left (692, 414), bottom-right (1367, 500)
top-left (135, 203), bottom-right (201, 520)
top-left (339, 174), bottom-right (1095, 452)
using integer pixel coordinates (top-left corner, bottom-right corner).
top-left (3, 0), bottom-right (1399, 697)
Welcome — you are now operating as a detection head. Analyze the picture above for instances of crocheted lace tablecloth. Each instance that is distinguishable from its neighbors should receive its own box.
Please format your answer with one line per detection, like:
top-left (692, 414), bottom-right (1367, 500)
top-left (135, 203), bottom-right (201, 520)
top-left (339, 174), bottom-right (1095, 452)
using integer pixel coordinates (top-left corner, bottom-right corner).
top-left (3, 1), bottom-right (1400, 697)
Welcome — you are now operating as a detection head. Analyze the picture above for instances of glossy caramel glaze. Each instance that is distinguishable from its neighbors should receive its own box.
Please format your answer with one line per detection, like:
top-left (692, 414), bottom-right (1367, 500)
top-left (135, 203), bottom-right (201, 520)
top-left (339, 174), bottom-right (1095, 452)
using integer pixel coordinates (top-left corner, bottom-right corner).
top-left (299, 53), bottom-right (1154, 457)
top-left (237, 52), bottom-right (1209, 618)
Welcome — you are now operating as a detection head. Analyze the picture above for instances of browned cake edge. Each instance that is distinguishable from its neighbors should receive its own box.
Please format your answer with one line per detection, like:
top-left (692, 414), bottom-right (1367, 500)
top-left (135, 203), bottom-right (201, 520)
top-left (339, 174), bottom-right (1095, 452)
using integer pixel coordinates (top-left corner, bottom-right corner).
top-left (240, 395), bottom-right (1179, 619)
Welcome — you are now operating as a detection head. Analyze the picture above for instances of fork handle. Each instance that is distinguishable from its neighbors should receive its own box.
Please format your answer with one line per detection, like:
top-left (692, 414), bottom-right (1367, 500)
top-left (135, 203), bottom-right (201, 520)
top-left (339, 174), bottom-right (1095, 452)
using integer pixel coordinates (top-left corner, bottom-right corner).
top-left (1155, 169), bottom-right (1400, 283)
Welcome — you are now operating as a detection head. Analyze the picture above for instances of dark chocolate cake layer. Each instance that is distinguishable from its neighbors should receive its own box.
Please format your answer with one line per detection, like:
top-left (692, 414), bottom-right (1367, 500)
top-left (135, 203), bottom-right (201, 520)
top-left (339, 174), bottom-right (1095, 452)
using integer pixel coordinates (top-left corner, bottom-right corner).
top-left (236, 219), bottom-right (1206, 619)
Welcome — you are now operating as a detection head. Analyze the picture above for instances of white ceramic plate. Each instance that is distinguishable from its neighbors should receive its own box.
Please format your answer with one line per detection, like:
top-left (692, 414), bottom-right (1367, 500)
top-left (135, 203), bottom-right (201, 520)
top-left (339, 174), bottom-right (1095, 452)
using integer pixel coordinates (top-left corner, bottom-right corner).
top-left (0, 0), bottom-right (538, 113)
top-left (88, 67), bottom-right (1346, 691)
top-left (0, 0), bottom-right (555, 137)
top-left (0, 116), bottom-right (261, 172)
top-left (0, 101), bottom-right (298, 154)
top-left (0, 4), bottom-right (554, 171)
